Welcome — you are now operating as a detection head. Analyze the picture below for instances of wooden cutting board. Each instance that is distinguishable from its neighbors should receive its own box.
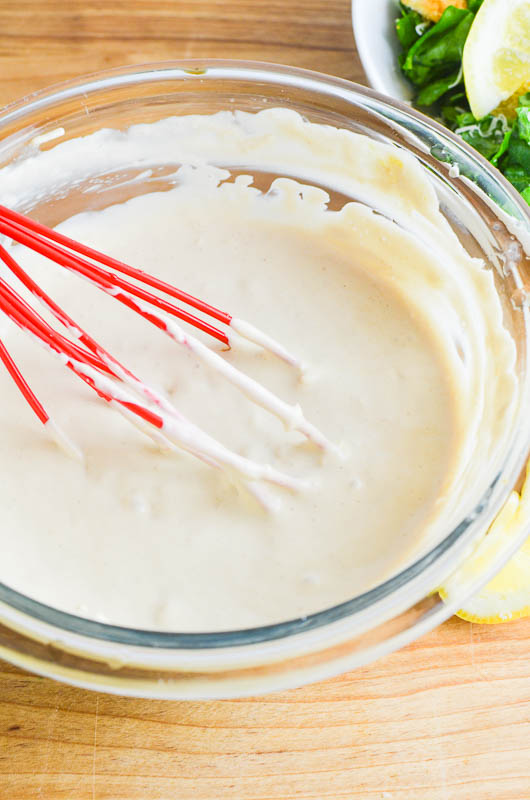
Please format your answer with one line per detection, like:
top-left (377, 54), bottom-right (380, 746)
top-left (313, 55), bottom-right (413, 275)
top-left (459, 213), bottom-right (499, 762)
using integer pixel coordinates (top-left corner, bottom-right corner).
top-left (0, 2), bottom-right (529, 798)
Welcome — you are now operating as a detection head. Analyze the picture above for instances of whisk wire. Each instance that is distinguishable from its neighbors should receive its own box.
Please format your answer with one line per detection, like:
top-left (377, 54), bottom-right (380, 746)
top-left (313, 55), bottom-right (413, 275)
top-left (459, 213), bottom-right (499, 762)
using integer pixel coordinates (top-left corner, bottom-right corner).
top-left (0, 216), bottom-right (231, 346)
top-left (0, 205), bottom-right (232, 323)
top-left (0, 207), bottom-right (335, 499)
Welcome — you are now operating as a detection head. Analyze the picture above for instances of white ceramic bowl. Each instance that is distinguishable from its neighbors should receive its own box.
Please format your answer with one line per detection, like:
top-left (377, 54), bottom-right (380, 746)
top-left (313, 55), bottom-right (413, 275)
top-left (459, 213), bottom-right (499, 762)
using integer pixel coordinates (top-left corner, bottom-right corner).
top-left (352, 0), bottom-right (413, 102)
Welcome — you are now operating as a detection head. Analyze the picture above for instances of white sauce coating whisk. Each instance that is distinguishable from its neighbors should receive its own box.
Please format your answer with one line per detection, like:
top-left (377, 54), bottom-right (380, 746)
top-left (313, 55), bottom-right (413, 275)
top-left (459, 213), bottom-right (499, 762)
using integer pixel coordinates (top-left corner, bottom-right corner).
top-left (0, 205), bottom-right (334, 502)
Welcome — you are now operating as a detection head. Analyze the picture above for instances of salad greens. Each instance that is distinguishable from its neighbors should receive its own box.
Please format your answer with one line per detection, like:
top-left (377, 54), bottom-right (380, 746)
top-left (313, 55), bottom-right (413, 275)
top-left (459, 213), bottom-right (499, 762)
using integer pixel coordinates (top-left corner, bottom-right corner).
top-left (396, 1), bottom-right (530, 204)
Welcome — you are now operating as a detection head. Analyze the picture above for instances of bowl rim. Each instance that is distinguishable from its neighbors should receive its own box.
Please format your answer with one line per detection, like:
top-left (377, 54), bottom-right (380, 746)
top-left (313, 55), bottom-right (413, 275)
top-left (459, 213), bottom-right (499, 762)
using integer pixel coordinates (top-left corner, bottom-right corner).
top-left (0, 59), bottom-right (529, 652)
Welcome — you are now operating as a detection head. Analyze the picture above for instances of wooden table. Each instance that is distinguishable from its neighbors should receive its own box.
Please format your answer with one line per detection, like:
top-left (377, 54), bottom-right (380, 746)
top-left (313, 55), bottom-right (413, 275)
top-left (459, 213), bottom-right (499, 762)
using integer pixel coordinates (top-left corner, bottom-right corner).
top-left (0, 2), bottom-right (529, 798)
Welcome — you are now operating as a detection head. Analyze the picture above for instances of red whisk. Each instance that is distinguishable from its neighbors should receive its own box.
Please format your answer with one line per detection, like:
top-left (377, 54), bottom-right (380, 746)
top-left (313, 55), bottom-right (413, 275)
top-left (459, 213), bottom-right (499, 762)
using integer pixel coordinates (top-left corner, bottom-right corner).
top-left (0, 205), bottom-right (334, 499)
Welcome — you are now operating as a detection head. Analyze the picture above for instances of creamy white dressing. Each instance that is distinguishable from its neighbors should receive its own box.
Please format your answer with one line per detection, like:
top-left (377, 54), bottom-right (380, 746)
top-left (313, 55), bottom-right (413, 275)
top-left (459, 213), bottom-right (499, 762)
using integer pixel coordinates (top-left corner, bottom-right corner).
top-left (0, 109), bottom-right (517, 631)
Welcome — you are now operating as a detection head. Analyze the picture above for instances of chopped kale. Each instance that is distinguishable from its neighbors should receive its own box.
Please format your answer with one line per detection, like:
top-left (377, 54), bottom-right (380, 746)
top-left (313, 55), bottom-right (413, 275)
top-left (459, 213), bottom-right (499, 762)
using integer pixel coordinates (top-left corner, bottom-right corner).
top-left (396, 2), bottom-right (530, 204)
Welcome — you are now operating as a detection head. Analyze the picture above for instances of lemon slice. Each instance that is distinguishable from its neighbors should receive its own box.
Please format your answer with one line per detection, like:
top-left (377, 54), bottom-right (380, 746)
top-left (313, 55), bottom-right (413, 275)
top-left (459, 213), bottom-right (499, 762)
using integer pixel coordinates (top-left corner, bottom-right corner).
top-left (440, 465), bottom-right (530, 623)
top-left (463, 0), bottom-right (530, 120)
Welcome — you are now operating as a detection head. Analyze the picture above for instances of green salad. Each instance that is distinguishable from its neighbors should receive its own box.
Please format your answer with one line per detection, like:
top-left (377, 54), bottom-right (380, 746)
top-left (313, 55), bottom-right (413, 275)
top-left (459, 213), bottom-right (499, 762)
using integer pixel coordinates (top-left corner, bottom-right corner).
top-left (396, 1), bottom-right (530, 204)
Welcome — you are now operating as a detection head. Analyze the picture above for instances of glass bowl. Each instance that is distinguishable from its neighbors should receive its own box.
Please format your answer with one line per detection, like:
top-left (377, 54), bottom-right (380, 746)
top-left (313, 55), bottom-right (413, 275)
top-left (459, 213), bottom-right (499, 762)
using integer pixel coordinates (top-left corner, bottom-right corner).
top-left (0, 60), bottom-right (529, 699)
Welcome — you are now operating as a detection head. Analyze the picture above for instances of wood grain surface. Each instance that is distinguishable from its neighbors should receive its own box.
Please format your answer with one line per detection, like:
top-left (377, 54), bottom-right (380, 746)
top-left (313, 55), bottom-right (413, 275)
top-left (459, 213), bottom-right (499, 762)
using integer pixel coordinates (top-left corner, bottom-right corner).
top-left (0, 2), bottom-right (529, 798)
top-left (0, 0), bottom-right (363, 108)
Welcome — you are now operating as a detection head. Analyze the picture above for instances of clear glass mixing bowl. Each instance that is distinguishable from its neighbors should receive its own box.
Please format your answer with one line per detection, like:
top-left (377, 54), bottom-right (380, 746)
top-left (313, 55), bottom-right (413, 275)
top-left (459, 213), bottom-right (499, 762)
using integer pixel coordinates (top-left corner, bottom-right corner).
top-left (0, 61), bottom-right (529, 698)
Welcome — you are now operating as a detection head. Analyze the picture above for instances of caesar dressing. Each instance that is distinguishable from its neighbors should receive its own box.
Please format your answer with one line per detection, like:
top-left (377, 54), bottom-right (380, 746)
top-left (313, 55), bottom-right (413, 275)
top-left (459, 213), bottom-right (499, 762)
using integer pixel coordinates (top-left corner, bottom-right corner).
top-left (0, 109), bottom-right (516, 630)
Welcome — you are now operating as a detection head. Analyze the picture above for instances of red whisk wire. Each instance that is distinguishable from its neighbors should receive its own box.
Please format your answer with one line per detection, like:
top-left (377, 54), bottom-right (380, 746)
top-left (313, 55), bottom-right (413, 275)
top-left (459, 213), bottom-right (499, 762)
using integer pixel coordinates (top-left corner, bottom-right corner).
top-left (0, 208), bottom-right (326, 491)
top-left (0, 336), bottom-right (49, 424)
top-left (0, 204), bottom-right (232, 323)
top-left (0, 267), bottom-right (107, 374)
top-left (0, 273), bottom-right (166, 432)
top-left (0, 240), bottom-right (101, 356)
top-left (0, 241), bottom-right (147, 393)
top-left (0, 216), bottom-right (230, 347)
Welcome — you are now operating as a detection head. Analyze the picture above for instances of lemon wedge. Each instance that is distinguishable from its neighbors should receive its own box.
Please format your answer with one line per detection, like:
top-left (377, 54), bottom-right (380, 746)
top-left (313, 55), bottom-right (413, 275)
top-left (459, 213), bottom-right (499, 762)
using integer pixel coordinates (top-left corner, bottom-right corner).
top-left (440, 465), bottom-right (530, 623)
top-left (463, 0), bottom-right (530, 120)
